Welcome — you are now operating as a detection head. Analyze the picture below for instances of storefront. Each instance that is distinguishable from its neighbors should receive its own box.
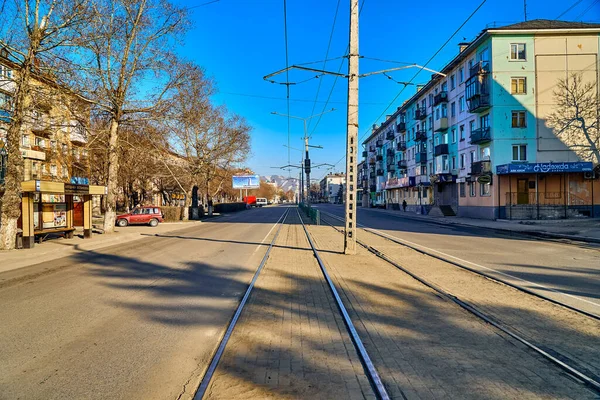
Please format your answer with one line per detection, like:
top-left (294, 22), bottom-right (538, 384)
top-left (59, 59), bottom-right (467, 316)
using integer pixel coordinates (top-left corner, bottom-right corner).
top-left (19, 180), bottom-right (106, 248)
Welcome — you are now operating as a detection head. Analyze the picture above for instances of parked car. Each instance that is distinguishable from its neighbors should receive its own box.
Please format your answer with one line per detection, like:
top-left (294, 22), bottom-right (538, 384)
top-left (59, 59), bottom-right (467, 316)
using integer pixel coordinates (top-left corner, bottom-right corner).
top-left (116, 206), bottom-right (164, 227)
top-left (256, 198), bottom-right (268, 207)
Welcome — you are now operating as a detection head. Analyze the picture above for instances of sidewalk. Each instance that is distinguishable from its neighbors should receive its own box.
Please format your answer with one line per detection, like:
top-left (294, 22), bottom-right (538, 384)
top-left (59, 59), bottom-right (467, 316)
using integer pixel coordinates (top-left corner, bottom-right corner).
top-left (0, 220), bottom-right (204, 275)
top-left (360, 206), bottom-right (600, 244)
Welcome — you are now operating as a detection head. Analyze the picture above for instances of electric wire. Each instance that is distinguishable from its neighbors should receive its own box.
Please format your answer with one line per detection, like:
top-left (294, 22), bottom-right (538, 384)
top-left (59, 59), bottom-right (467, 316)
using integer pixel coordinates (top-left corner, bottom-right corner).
top-left (556, 0), bottom-right (586, 19)
top-left (573, 0), bottom-right (600, 20)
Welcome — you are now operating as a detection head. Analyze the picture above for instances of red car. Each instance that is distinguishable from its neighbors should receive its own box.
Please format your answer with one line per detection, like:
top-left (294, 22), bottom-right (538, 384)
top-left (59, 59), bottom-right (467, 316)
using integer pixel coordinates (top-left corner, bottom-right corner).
top-left (116, 206), bottom-right (164, 227)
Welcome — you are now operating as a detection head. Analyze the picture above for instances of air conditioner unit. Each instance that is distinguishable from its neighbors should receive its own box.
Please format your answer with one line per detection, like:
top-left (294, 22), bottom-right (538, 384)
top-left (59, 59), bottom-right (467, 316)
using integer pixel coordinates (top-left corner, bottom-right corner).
top-left (583, 171), bottom-right (596, 179)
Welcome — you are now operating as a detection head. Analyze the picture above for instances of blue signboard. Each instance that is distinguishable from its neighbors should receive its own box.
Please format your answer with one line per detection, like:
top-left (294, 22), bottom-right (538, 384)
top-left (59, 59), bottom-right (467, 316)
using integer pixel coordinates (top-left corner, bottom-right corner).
top-left (0, 109), bottom-right (11, 123)
top-left (71, 177), bottom-right (89, 185)
top-left (232, 174), bottom-right (260, 189)
top-left (496, 162), bottom-right (593, 175)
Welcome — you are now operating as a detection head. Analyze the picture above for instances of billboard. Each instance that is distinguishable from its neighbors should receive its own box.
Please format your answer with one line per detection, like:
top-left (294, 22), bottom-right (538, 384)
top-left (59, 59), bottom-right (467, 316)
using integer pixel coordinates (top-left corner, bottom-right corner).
top-left (232, 174), bottom-right (260, 189)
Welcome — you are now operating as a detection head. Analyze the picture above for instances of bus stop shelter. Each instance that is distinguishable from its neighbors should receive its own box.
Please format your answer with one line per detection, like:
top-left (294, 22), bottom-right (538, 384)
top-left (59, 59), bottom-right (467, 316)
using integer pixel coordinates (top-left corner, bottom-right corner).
top-left (20, 180), bottom-right (106, 249)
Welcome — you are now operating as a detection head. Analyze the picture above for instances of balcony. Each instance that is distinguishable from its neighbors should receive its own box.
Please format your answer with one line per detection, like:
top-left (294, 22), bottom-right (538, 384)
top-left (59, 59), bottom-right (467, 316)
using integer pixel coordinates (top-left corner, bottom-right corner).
top-left (433, 91), bottom-right (448, 106)
top-left (415, 152), bottom-right (427, 164)
top-left (469, 61), bottom-right (489, 78)
top-left (415, 130), bottom-right (427, 142)
top-left (387, 164), bottom-right (395, 172)
top-left (470, 160), bottom-right (491, 175)
top-left (376, 169), bottom-right (384, 176)
top-left (386, 148), bottom-right (395, 158)
top-left (433, 117), bottom-right (448, 132)
top-left (397, 160), bottom-right (407, 169)
top-left (396, 141), bottom-right (406, 151)
top-left (376, 154), bottom-right (383, 161)
top-left (362, 150), bottom-right (368, 158)
top-left (470, 127), bottom-right (491, 144)
top-left (368, 157), bottom-right (376, 165)
top-left (434, 143), bottom-right (449, 156)
top-left (376, 139), bottom-right (383, 148)
top-left (386, 131), bottom-right (395, 140)
top-left (369, 145), bottom-right (376, 152)
top-left (369, 172), bottom-right (375, 179)
top-left (415, 107), bottom-right (427, 120)
top-left (396, 121), bottom-right (406, 133)
top-left (467, 94), bottom-right (491, 113)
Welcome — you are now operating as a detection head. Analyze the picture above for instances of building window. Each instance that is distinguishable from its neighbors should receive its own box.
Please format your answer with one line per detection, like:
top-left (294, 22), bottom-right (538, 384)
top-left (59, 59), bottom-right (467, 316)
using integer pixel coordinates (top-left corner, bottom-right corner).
top-left (469, 120), bottom-right (476, 135)
top-left (460, 182), bottom-right (466, 197)
top-left (510, 43), bottom-right (526, 61)
top-left (22, 134), bottom-right (30, 147)
top-left (0, 91), bottom-right (12, 110)
top-left (512, 111), bottom-right (526, 128)
top-left (451, 128), bottom-right (457, 143)
top-left (469, 182), bottom-right (476, 197)
top-left (459, 68), bottom-right (464, 83)
top-left (459, 96), bottom-right (465, 112)
top-left (459, 125), bottom-right (465, 140)
top-left (512, 144), bottom-right (527, 161)
top-left (50, 164), bottom-right (57, 176)
top-left (460, 153), bottom-right (465, 169)
top-left (34, 136), bottom-right (45, 148)
top-left (511, 77), bottom-right (526, 94)
top-left (470, 150), bottom-right (476, 164)
top-left (0, 64), bottom-right (12, 79)
top-left (450, 74), bottom-right (455, 90)
top-left (450, 102), bottom-right (456, 117)
top-left (480, 182), bottom-right (491, 196)
top-left (451, 156), bottom-right (456, 170)
top-left (62, 166), bottom-right (68, 178)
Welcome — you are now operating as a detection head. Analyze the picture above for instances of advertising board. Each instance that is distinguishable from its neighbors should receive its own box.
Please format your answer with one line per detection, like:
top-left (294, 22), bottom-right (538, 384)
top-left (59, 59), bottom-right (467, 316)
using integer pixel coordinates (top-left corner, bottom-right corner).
top-left (232, 175), bottom-right (260, 189)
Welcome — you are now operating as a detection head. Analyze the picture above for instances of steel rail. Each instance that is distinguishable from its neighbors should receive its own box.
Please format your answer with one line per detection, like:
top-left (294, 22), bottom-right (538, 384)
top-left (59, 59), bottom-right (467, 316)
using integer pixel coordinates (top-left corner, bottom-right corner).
top-left (317, 210), bottom-right (600, 394)
top-left (319, 209), bottom-right (600, 321)
top-left (295, 208), bottom-right (391, 400)
top-left (193, 207), bottom-right (291, 399)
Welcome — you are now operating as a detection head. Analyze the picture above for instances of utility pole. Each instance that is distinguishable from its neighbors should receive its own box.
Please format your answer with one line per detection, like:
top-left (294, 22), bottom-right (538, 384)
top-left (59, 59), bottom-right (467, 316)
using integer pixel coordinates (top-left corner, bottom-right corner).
top-left (344, 0), bottom-right (359, 254)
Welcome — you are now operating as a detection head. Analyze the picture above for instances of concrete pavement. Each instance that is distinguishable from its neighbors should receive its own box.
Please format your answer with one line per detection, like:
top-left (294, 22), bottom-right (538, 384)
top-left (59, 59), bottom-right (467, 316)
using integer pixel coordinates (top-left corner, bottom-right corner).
top-left (314, 204), bottom-right (600, 317)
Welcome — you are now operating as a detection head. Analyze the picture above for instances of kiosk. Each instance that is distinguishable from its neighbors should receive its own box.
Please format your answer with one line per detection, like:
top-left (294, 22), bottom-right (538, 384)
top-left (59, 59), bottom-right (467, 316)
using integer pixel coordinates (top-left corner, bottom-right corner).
top-left (20, 180), bottom-right (106, 248)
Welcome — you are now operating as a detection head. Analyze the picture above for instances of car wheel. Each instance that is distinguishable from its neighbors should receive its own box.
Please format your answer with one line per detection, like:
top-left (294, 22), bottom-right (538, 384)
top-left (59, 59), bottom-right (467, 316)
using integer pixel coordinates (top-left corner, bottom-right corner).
top-left (117, 219), bottom-right (128, 227)
top-left (149, 218), bottom-right (159, 227)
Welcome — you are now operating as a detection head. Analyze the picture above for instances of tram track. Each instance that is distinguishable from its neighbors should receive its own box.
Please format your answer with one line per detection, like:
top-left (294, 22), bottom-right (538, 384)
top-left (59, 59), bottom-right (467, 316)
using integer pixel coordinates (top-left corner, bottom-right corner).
top-left (316, 209), bottom-right (600, 395)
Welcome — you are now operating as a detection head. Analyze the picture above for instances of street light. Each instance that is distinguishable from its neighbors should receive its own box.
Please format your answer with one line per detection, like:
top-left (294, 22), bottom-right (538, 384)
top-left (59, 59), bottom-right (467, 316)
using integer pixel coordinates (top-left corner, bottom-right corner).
top-left (271, 109), bottom-right (335, 204)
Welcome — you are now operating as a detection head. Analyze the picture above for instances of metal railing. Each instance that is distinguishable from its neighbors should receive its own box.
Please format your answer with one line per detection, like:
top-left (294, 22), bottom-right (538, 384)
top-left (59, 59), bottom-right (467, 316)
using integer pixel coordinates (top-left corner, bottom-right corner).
top-left (299, 203), bottom-right (320, 225)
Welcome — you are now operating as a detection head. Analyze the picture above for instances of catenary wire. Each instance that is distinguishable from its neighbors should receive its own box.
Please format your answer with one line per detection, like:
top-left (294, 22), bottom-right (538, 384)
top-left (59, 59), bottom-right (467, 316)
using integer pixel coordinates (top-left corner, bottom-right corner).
top-left (556, 0), bottom-right (586, 19)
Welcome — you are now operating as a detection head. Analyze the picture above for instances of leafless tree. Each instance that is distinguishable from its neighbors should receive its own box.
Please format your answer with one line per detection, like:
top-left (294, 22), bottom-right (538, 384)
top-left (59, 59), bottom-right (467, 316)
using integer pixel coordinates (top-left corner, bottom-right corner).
top-left (75, 0), bottom-right (189, 233)
top-left (547, 72), bottom-right (600, 165)
top-left (0, 0), bottom-right (88, 250)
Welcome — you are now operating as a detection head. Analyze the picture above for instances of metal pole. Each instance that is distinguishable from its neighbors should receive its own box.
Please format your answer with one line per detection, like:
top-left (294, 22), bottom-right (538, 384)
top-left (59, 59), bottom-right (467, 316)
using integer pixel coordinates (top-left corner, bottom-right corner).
top-left (344, 0), bottom-right (359, 255)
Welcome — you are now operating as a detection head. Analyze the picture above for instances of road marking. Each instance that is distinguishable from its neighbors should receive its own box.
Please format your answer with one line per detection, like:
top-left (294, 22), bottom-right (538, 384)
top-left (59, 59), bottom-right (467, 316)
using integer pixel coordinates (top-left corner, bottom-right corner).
top-left (320, 207), bottom-right (600, 310)
top-left (252, 207), bottom-right (290, 255)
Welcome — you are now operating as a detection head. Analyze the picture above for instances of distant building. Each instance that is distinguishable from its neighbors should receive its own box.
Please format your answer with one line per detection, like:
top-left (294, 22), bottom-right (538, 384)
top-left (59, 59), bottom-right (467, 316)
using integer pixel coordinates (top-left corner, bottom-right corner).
top-left (320, 173), bottom-right (346, 203)
top-left (362, 20), bottom-right (600, 219)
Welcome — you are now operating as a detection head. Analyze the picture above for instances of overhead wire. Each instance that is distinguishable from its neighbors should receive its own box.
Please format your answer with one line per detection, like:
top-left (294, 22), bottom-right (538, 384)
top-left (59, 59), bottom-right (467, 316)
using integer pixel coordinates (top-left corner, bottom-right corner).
top-left (573, 0), bottom-right (599, 20)
top-left (283, 0), bottom-right (291, 177)
top-left (556, 0), bottom-right (586, 19)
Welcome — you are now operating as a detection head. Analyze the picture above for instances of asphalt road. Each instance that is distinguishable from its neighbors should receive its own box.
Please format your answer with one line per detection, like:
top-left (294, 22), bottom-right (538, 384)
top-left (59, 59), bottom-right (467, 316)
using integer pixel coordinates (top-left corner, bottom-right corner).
top-left (314, 204), bottom-right (600, 318)
top-left (0, 206), bottom-right (288, 400)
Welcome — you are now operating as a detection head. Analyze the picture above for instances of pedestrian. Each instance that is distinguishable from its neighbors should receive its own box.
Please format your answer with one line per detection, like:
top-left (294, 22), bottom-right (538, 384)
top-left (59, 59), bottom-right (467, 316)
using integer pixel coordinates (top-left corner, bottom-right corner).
top-left (402, 199), bottom-right (407, 212)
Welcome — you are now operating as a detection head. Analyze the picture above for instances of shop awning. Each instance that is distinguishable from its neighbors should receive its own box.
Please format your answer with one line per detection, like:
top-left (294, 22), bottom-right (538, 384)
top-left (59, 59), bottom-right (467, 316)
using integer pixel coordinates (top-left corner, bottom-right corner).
top-left (496, 162), bottom-right (593, 175)
top-left (21, 180), bottom-right (107, 195)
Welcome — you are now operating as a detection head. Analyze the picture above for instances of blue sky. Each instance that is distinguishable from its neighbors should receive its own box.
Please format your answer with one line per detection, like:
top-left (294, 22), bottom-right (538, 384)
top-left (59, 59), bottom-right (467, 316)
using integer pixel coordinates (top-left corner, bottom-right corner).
top-left (176, 0), bottom-right (599, 182)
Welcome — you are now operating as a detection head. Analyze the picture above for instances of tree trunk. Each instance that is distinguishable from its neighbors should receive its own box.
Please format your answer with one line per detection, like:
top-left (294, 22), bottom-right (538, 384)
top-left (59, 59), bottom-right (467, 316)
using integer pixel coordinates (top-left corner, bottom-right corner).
top-left (103, 118), bottom-right (120, 233)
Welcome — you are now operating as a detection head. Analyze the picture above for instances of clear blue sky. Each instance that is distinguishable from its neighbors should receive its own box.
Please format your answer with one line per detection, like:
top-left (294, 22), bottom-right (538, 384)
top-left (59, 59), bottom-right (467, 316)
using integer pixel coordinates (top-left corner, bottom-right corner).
top-left (175, 0), bottom-right (599, 182)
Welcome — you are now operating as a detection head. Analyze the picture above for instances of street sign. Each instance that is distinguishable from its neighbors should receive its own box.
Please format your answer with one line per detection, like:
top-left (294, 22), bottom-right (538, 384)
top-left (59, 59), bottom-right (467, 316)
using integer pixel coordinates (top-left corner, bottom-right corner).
top-left (232, 174), bottom-right (260, 189)
top-left (477, 175), bottom-right (492, 184)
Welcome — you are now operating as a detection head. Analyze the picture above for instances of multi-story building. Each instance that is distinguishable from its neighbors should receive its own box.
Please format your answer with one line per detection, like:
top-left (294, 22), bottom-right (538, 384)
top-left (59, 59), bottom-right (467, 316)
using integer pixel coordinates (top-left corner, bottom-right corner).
top-left (319, 173), bottom-right (346, 203)
top-left (362, 20), bottom-right (600, 219)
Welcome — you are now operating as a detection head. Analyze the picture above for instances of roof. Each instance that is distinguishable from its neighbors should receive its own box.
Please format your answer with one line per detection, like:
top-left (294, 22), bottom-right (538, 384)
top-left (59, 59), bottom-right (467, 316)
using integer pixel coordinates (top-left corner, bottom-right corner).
top-left (492, 19), bottom-right (600, 30)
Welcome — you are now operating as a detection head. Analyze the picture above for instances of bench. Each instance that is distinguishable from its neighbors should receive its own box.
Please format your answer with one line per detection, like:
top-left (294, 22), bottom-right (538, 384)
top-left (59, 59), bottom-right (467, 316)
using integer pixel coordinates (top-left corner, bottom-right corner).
top-left (34, 228), bottom-right (76, 243)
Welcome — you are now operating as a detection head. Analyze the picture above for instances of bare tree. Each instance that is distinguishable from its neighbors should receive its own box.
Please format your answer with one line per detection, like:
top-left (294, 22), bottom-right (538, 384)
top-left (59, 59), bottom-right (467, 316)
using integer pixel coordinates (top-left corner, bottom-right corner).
top-left (547, 72), bottom-right (600, 165)
top-left (76, 0), bottom-right (188, 233)
top-left (0, 0), bottom-right (88, 250)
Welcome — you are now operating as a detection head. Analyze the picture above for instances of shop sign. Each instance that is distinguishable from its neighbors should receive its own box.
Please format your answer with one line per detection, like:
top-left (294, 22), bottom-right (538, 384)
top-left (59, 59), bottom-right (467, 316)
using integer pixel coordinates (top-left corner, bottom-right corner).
top-left (64, 183), bottom-right (89, 195)
top-left (496, 162), bottom-right (593, 175)
top-left (71, 177), bottom-right (89, 185)
top-left (477, 175), bottom-right (492, 184)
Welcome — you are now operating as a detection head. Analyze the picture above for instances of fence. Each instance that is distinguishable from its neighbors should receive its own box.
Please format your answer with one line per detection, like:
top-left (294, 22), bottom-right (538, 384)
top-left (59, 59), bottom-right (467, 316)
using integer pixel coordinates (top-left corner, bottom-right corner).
top-left (299, 203), bottom-right (320, 225)
top-left (501, 192), bottom-right (592, 220)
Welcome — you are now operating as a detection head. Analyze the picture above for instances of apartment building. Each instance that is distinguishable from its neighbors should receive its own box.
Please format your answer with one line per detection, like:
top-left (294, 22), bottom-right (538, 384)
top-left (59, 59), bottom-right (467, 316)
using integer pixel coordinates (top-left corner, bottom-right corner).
top-left (320, 173), bottom-right (346, 203)
top-left (362, 20), bottom-right (600, 219)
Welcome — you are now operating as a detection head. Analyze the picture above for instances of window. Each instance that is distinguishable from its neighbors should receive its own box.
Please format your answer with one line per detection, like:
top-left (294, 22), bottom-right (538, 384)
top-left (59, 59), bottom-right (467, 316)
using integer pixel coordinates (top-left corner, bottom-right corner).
top-left (480, 182), bottom-right (491, 196)
top-left (460, 153), bottom-right (465, 169)
top-left (22, 134), bottom-right (30, 147)
top-left (511, 77), bottom-right (526, 94)
top-left (442, 155), bottom-right (449, 171)
top-left (451, 128), bottom-right (457, 143)
top-left (34, 137), bottom-right (45, 148)
top-left (452, 156), bottom-right (456, 169)
top-left (480, 114), bottom-right (489, 129)
top-left (0, 91), bottom-right (12, 110)
top-left (450, 102), bottom-right (456, 117)
top-left (459, 96), bottom-right (465, 112)
top-left (442, 82), bottom-right (447, 92)
top-left (459, 68), bottom-right (464, 83)
top-left (469, 182), bottom-right (476, 197)
top-left (469, 120), bottom-right (476, 135)
top-left (450, 75), bottom-right (455, 90)
top-left (510, 43), bottom-right (526, 61)
top-left (470, 150), bottom-right (476, 164)
top-left (512, 111), bottom-right (526, 128)
top-left (460, 182), bottom-right (466, 197)
top-left (62, 166), bottom-right (68, 178)
top-left (50, 164), bottom-right (57, 176)
top-left (512, 144), bottom-right (527, 161)
top-left (50, 140), bottom-right (56, 149)
top-left (468, 59), bottom-right (474, 69)
top-left (0, 64), bottom-right (12, 79)
top-left (459, 125), bottom-right (465, 140)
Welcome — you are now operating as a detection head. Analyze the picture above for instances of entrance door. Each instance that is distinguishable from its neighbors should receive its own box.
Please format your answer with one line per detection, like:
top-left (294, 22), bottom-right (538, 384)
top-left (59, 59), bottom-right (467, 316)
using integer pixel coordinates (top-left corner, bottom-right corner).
top-left (517, 179), bottom-right (529, 204)
top-left (73, 201), bottom-right (84, 226)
